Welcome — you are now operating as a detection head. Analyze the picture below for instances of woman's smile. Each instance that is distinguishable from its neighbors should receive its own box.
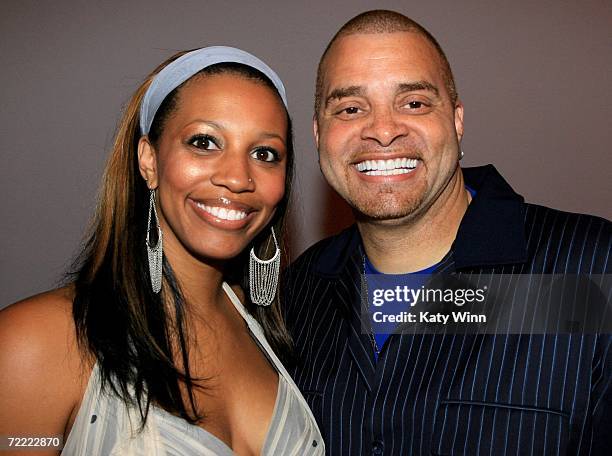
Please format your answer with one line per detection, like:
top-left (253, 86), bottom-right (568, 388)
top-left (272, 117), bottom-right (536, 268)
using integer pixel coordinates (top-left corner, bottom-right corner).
top-left (189, 196), bottom-right (255, 230)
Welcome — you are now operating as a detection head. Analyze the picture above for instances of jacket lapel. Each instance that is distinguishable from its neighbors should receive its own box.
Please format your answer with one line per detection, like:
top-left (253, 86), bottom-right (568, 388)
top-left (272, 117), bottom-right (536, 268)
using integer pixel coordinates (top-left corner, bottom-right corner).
top-left (334, 247), bottom-right (376, 391)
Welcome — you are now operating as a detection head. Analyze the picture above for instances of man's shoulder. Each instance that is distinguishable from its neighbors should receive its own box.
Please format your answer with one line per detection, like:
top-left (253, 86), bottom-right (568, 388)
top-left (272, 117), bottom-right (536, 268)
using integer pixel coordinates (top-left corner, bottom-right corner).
top-left (521, 202), bottom-right (611, 271)
top-left (282, 227), bottom-right (357, 320)
top-left (523, 202), bottom-right (611, 239)
top-left (287, 225), bottom-right (359, 280)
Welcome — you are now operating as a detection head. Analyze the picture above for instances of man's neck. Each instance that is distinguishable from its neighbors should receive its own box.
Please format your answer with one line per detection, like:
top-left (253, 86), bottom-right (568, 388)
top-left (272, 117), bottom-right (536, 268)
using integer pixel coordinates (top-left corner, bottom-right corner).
top-left (359, 169), bottom-right (471, 274)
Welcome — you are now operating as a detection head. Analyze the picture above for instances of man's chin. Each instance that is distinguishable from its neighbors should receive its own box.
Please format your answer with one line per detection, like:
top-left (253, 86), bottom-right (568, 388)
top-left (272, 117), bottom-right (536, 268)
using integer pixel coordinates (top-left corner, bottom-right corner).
top-left (351, 198), bottom-right (425, 224)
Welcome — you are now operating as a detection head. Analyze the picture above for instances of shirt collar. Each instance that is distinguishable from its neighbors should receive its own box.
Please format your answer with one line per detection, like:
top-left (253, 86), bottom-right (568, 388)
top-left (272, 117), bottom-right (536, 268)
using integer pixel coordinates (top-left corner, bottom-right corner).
top-left (314, 165), bottom-right (528, 276)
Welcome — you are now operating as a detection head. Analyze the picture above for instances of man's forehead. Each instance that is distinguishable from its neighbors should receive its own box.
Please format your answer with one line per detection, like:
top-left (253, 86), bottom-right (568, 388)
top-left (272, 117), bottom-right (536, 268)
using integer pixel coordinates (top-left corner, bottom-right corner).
top-left (325, 31), bottom-right (436, 64)
top-left (321, 32), bottom-right (443, 90)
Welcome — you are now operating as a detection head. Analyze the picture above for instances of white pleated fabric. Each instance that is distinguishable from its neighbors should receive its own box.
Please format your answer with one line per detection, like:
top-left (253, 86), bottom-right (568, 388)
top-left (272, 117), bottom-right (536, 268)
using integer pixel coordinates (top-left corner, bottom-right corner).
top-left (62, 283), bottom-right (324, 455)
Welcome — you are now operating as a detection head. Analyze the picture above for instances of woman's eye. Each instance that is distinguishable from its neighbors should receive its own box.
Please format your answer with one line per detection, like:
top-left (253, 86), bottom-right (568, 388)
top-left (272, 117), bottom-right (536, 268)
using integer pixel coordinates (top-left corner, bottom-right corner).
top-left (251, 148), bottom-right (279, 162)
top-left (189, 135), bottom-right (220, 150)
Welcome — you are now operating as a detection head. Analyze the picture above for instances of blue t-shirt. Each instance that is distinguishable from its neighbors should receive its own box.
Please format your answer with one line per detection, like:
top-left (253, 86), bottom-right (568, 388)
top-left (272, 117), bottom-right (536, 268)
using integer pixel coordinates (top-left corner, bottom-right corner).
top-left (365, 257), bottom-right (439, 360)
top-left (365, 185), bottom-right (476, 361)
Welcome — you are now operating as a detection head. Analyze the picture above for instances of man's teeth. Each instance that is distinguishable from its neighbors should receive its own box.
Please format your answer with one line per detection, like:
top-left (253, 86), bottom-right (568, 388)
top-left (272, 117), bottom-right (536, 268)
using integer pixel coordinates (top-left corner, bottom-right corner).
top-left (355, 158), bottom-right (418, 175)
top-left (196, 203), bottom-right (247, 221)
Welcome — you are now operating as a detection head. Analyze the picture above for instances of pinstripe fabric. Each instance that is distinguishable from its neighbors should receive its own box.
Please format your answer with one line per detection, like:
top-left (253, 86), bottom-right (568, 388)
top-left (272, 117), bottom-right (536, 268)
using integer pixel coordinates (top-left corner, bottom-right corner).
top-left (283, 166), bottom-right (612, 455)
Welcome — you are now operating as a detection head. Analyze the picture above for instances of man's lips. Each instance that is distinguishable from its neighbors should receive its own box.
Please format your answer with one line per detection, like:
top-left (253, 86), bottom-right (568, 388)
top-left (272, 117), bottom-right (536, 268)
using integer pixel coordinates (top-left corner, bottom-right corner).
top-left (353, 156), bottom-right (421, 176)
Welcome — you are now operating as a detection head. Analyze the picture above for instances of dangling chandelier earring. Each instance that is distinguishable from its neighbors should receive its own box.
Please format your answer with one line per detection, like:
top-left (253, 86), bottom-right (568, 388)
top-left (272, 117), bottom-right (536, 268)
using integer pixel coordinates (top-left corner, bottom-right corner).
top-left (249, 227), bottom-right (280, 306)
top-left (146, 188), bottom-right (163, 293)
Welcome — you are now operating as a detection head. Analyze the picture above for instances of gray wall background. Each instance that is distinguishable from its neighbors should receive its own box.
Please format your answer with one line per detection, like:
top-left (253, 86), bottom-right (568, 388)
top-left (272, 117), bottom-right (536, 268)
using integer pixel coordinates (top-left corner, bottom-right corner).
top-left (1, 0), bottom-right (610, 307)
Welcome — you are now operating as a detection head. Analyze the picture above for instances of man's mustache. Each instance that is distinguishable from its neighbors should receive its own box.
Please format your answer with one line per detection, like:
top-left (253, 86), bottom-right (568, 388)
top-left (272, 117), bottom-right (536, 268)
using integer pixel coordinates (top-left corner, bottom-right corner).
top-left (349, 145), bottom-right (424, 162)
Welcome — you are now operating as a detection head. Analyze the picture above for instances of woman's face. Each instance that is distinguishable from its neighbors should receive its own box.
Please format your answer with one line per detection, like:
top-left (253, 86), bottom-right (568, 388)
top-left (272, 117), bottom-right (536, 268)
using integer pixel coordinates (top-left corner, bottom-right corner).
top-left (138, 73), bottom-right (288, 264)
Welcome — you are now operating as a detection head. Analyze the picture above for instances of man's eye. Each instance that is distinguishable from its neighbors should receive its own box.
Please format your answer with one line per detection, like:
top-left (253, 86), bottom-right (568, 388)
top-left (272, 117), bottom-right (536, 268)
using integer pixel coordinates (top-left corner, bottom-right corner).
top-left (332, 105), bottom-right (364, 119)
top-left (344, 106), bottom-right (360, 114)
top-left (251, 148), bottom-right (279, 162)
top-left (189, 135), bottom-right (220, 150)
top-left (407, 101), bottom-right (423, 109)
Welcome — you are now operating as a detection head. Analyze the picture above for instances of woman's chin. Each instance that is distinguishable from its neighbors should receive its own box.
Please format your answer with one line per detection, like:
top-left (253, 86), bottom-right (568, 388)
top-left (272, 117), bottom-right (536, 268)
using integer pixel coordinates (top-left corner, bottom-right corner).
top-left (190, 245), bottom-right (250, 265)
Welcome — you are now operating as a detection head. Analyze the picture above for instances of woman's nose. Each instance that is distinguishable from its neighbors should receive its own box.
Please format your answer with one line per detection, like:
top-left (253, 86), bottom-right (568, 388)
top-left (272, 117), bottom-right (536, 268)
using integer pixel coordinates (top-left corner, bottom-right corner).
top-left (210, 152), bottom-right (255, 193)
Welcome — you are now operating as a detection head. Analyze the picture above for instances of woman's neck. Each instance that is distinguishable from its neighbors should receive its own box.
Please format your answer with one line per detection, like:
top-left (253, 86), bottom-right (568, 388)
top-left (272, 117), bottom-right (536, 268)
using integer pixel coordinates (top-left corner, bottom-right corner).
top-left (161, 236), bottom-right (228, 313)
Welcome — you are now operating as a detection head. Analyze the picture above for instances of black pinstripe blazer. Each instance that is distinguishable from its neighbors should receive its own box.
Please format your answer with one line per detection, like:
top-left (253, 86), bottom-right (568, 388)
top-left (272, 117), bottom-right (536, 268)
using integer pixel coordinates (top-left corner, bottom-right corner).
top-left (283, 165), bottom-right (612, 455)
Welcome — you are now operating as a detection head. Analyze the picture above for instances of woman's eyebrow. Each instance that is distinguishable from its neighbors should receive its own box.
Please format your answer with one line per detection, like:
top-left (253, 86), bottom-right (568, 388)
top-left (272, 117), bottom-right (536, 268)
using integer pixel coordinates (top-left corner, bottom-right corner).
top-left (184, 119), bottom-right (225, 131)
top-left (259, 132), bottom-right (285, 141)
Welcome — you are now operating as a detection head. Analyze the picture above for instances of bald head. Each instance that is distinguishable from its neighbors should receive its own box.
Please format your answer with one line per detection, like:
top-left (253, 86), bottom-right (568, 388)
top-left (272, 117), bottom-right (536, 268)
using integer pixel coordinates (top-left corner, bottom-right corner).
top-left (315, 10), bottom-right (457, 114)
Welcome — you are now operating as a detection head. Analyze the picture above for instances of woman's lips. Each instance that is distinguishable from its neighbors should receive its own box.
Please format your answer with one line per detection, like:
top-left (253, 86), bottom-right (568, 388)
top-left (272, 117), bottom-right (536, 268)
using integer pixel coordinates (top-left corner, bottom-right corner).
top-left (189, 198), bottom-right (255, 229)
top-left (196, 203), bottom-right (248, 221)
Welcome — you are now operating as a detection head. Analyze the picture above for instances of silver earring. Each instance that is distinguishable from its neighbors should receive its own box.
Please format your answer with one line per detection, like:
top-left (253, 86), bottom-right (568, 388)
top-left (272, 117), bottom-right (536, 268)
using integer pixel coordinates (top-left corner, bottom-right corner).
top-left (146, 189), bottom-right (163, 293)
top-left (459, 148), bottom-right (465, 160)
top-left (249, 227), bottom-right (280, 306)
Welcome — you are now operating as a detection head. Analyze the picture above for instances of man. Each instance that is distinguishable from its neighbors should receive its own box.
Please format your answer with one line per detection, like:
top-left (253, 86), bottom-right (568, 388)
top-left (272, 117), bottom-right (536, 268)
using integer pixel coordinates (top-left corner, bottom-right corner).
top-left (283, 10), bottom-right (611, 455)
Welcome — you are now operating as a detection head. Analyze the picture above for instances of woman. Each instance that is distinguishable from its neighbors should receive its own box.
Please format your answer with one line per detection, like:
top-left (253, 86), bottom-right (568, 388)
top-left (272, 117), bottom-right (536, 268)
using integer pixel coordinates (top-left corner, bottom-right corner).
top-left (0, 47), bottom-right (324, 455)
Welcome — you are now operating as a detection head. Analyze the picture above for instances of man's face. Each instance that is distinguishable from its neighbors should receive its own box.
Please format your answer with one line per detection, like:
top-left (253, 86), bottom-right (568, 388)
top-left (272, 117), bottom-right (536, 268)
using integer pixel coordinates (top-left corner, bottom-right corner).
top-left (315, 32), bottom-right (464, 223)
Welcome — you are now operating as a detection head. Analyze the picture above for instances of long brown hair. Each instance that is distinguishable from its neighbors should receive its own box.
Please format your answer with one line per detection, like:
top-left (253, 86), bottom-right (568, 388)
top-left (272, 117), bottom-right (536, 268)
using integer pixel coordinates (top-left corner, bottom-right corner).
top-left (70, 50), bottom-right (294, 424)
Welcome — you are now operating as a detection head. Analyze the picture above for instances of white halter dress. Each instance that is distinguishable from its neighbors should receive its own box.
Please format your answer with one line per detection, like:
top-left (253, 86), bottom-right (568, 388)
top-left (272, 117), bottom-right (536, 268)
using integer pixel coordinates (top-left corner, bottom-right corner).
top-left (62, 283), bottom-right (324, 455)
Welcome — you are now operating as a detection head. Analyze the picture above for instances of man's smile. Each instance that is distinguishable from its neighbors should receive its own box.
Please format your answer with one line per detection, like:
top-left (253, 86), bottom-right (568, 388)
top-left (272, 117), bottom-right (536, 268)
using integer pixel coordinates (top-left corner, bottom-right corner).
top-left (354, 157), bottom-right (419, 176)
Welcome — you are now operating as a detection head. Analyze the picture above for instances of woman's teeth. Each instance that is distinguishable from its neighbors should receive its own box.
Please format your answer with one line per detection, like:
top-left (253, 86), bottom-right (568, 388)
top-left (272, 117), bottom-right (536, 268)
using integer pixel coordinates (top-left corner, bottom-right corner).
top-left (196, 203), bottom-right (247, 220)
top-left (355, 158), bottom-right (418, 176)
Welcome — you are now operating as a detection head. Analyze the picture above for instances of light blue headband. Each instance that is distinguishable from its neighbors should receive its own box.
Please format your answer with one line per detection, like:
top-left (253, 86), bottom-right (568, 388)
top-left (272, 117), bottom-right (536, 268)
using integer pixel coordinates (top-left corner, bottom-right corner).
top-left (139, 46), bottom-right (288, 135)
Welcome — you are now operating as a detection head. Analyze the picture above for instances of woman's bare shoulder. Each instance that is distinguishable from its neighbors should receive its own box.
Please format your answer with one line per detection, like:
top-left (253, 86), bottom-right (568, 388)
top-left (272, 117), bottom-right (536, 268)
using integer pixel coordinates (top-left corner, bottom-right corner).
top-left (2, 286), bottom-right (74, 320)
top-left (0, 287), bottom-right (91, 446)
top-left (0, 287), bottom-right (82, 363)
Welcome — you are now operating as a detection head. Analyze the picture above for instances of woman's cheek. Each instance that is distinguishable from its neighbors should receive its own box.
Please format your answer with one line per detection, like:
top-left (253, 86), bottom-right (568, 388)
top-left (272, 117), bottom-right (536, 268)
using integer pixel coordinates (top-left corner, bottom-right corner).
top-left (264, 171), bottom-right (287, 206)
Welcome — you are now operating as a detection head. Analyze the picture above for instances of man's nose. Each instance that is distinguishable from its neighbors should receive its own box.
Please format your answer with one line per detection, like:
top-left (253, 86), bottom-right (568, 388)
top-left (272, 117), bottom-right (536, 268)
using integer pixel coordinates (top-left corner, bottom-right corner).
top-left (361, 107), bottom-right (409, 147)
top-left (210, 152), bottom-right (255, 193)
